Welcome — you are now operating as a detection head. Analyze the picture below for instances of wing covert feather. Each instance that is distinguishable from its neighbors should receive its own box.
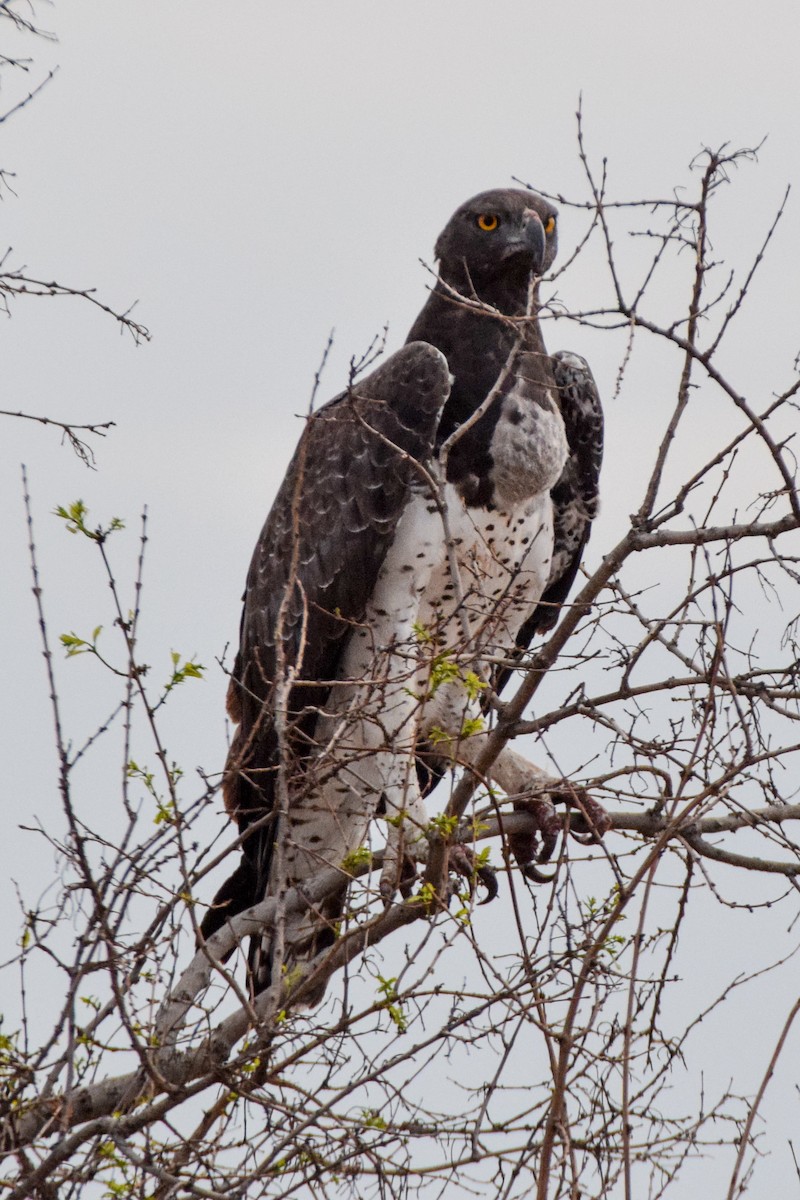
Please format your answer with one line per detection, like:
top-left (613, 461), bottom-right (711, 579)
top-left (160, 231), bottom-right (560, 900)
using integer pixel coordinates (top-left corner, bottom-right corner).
top-left (225, 341), bottom-right (450, 832)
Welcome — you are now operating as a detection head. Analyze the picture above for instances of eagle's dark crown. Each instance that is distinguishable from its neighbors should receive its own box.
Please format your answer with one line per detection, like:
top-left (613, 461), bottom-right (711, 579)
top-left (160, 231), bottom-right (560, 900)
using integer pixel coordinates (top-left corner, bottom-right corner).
top-left (434, 187), bottom-right (559, 290)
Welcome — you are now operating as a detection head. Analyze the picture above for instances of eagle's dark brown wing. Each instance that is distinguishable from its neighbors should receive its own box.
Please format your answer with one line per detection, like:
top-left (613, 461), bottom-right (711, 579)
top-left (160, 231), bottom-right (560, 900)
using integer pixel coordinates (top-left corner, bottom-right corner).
top-left (529, 350), bottom-right (603, 634)
top-left (202, 342), bottom-right (449, 939)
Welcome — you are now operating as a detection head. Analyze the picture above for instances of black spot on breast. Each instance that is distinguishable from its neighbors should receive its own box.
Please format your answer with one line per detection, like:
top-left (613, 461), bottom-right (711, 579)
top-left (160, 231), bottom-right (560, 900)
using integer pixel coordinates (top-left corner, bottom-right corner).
top-left (506, 407), bottom-right (523, 426)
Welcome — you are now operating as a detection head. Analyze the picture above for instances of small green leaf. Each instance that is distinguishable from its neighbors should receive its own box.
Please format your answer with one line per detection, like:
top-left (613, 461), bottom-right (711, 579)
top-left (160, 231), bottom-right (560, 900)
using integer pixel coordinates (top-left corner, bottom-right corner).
top-left (413, 881), bottom-right (437, 907)
top-left (375, 975), bottom-right (408, 1032)
top-left (60, 632), bottom-right (90, 657)
top-left (427, 813), bottom-right (458, 838)
top-left (382, 810), bottom-right (407, 829)
top-left (462, 670), bottom-right (488, 701)
top-left (429, 652), bottom-right (460, 695)
top-left (361, 1109), bottom-right (388, 1130)
top-left (154, 800), bottom-right (175, 826)
top-left (460, 716), bottom-right (485, 738)
top-left (54, 500), bottom-right (125, 542)
top-left (162, 653), bottom-right (206, 699)
top-left (341, 845), bottom-right (372, 874)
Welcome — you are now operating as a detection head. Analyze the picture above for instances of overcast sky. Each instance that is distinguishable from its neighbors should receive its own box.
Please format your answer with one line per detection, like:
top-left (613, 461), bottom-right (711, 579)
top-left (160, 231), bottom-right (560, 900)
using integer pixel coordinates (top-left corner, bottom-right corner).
top-left (3, 3), bottom-right (800, 1192)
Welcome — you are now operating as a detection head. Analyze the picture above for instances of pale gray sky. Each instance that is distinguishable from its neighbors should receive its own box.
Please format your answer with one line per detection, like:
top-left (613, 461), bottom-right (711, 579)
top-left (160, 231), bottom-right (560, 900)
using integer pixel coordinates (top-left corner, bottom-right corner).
top-left (3, 3), bottom-right (800, 1193)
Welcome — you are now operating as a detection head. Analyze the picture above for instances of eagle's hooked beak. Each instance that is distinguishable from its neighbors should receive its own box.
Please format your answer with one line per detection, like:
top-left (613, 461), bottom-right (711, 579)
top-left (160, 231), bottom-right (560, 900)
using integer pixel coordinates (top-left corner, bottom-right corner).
top-left (501, 209), bottom-right (546, 275)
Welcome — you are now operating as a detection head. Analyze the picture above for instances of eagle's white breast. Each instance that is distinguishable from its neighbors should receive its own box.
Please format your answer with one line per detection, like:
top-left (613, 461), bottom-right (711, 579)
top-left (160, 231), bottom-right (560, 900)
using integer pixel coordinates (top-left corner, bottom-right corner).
top-left (280, 380), bottom-right (569, 889)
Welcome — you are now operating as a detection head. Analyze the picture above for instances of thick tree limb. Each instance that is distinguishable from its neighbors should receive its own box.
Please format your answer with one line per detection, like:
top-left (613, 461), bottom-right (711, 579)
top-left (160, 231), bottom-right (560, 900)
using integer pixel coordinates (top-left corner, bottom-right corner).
top-left (7, 800), bottom-right (800, 1154)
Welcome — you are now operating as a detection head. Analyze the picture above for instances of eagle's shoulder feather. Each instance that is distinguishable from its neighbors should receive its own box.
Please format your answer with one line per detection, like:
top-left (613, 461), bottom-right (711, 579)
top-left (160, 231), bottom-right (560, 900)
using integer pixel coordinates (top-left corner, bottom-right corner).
top-left (224, 341), bottom-right (450, 840)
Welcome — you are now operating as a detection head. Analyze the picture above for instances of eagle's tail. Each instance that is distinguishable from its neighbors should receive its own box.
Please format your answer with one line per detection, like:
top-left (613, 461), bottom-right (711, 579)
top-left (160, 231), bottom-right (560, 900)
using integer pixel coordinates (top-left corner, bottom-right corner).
top-left (198, 855), bottom-right (259, 945)
top-left (199, 846), bottom-right (346, 1006)
top-left (248, 885), bottom-right (346, 1007)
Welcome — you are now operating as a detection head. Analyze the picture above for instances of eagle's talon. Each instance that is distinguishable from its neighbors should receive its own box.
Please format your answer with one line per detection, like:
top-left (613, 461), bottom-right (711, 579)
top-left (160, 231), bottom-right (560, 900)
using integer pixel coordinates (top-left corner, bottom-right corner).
top-left (398, 856), bottom-right (418, 900)
top-left (552, 788), bottom-right (611, 845)
top-left (448, 844), bottom-right (499, 904)
top-left (476, 866), bottom-right (499, 904)
top-left (521, 862), bottom-right (557, 884)
top-left (508, 796), bottom-right (561, 873)
top-left (508, 787), bottom-right (610, 881)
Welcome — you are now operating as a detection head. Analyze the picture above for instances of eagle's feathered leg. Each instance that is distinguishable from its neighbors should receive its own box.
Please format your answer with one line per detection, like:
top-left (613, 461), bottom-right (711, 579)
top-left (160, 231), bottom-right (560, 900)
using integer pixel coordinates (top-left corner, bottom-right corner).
top-left (379, 786), bottom-right (431, 902)
top-left (308, 486), bottom-right (456, 904)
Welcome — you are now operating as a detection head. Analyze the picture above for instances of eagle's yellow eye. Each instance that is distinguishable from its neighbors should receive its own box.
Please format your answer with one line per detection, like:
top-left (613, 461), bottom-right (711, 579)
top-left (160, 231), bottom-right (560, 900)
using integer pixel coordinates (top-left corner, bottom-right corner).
top-left (545, 215), bottom-right (556, 235)
top-left (477, 213), bottom-right (499, 232)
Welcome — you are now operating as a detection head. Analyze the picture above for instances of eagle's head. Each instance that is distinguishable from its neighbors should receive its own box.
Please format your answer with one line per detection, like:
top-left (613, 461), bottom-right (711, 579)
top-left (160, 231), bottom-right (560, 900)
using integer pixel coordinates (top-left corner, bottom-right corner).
top-left (434, 187), bottom-right (558, 292)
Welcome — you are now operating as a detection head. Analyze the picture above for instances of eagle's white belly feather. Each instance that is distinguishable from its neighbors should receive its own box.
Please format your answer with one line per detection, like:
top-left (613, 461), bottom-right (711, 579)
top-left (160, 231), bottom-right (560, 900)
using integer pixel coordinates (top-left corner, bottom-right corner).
top-left (282, 468), bottom-right (560, 889)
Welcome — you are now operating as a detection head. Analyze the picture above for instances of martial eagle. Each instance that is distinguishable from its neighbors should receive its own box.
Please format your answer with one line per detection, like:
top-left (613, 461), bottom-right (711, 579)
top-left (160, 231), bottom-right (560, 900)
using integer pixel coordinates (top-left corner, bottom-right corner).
top-left (202, 188), bottom-right (606, 997)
